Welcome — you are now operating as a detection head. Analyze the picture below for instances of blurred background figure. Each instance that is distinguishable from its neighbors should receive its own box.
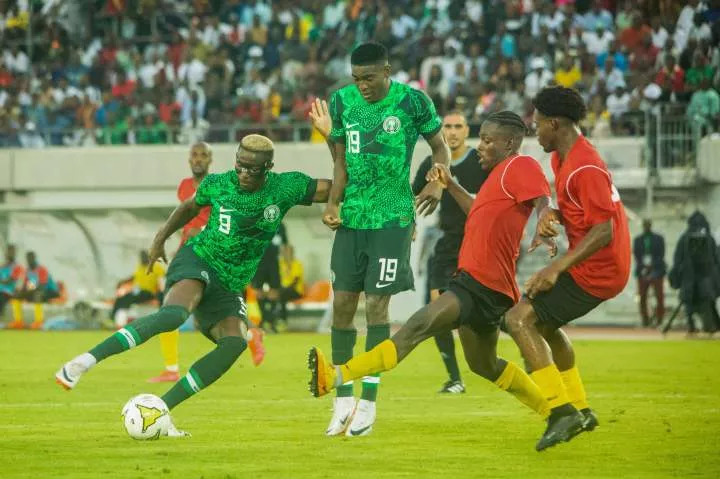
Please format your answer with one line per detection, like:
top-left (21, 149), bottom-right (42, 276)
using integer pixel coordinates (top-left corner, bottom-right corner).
top-left (111, 250), bottom-right (165, 328)
top-left (277, 243), bottom-right (305, 325)
top-left (633, 219), bottom-right (666, 327)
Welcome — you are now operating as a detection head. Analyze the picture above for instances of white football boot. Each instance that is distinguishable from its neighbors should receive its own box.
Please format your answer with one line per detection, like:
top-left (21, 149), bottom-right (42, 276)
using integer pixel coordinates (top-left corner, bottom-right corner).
top-left (326, 397), bottom-right (356, 436)
top-left (55, 353), bottom-right (96, 390)
top-left (346, 399), bottom-right (376, 437)
top-left (165, 417), bottom-right (192, 438)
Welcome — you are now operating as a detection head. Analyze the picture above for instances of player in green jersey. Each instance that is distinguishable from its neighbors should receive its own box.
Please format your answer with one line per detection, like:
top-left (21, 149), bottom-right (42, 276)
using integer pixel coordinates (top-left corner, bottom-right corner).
top-left (309, 42), bottom-right (450, 437)
top-left (55, 135), bottom-right (331, 437)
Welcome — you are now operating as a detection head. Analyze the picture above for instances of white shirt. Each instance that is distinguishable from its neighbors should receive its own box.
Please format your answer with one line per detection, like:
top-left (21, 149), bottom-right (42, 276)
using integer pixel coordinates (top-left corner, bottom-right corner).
top-left (652, 27), bottom-right (669, 49)
top-left (582, 30), bottom-right (615, 55)
top-left (185, 59), bottom-right (207, 88)
top-left (143, 42), bottom-right (168, 63)
top-left (138, 62), bottom-right (159, 89)
top-left (20, 132), bottom-right (46, 149)
top-left (606, 92), bottom-right (631, 118)
top-left (524, 70), bottom-right (554, 99)
top-left (3, 50), bottom-right (29, 74)
top-left (596, 68), bottom-right (626, 93)
top-left (391, 15), bottom-right (417, 40)
top-left (202, 24), bottom-right (222, 48)
top-left (323, 2), bottom-right (345, 29)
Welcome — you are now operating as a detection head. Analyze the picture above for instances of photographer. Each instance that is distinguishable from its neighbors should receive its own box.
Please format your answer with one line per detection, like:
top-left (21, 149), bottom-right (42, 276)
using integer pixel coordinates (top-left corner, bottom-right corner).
top-left (669, 211), bottom-right (720, 335)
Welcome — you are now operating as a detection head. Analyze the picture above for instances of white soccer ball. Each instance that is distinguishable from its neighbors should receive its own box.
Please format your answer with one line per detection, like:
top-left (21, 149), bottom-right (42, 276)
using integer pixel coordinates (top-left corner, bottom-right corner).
top-left (121, 394), bottom-right (171, 440)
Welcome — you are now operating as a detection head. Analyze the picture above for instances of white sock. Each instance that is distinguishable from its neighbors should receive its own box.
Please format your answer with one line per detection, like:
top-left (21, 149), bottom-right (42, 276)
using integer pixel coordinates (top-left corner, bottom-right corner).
top-left (165, 365), bottom-right (179, 373)
top-left (76, 352), bottom-right (97, 371)
top-left (114, 310), bottom-right (128, 327)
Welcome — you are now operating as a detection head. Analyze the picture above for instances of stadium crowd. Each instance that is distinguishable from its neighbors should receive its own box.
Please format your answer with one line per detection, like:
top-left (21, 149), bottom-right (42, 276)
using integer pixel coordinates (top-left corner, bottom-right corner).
top-left (0, 0), bottom-right (719, 147)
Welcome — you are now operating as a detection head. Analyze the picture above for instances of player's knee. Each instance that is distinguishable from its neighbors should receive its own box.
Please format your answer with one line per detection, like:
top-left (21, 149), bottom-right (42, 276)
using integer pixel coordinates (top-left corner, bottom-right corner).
top-left (217, 335), bottom-right (247, 359)
top-left (332, 294), bottom-right (358, 328)
top-left (365, 296), bottom-right (390, 324)
top-left (402, 311), bottom-right (432, 341)
top-left (504, 302), bottom-right (536, 336)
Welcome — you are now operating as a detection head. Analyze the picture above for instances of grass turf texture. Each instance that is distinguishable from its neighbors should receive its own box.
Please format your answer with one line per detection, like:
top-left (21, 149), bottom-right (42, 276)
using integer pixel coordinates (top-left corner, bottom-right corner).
top-left (1, 331), bottom-right (719, 478)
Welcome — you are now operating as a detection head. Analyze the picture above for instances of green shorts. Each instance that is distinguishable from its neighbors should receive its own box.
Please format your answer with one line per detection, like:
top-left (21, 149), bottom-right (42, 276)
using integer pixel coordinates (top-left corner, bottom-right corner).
top-left (165, 245), bottom-right (248, 342)
top-left (330, 225), bottom-right (414, 295)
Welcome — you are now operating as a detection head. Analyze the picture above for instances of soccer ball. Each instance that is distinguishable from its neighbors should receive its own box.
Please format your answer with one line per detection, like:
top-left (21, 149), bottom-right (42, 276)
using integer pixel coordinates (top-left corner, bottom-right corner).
top-left (121, 394), bottom-right (171, 440)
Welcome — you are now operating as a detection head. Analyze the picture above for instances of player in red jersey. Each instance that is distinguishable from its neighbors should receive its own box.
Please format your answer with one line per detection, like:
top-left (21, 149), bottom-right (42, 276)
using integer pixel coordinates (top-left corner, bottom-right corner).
top-left (503, 86), bottom-right (631, 451)
top-left (307, 111), bottom-right (559, 424)
top-left (148, 142), bottom-right (265, 383)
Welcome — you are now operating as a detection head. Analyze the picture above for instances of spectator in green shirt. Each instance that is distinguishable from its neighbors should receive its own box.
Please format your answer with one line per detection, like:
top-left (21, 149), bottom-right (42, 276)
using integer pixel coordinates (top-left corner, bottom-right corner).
top-left (687, 78), bottom-right (720, 132)
top-left (98, 111), bottom-right (129, 145)
top-left (136, 113), bottom-right (168, 144)
top-left (685, 52), bottom-right (715, 93)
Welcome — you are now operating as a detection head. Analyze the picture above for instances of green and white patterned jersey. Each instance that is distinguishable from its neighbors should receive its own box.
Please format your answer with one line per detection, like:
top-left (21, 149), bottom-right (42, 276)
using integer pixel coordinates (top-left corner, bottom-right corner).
top-left (188, 170), bottom-right (317, 292)
top-left (329, 81), bottom-right (442, 229)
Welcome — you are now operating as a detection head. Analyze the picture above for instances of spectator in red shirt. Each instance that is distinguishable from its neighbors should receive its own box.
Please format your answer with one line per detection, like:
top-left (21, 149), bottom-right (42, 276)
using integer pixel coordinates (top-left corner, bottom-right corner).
top-left (620, 14), bottom-right (652, 51)
top-left (1, 244), bottom-right (24, 322)
top-left (158, 90), bottom-right (181, 123)
top-left (12, 251), bottom-right (61, 330)
top-left (167, 31), bottom-right (187, 72)
top-left (630, 33), bottom-right (659, 73)
top-left (655, 55), bottom-right (685, 102)
top-left (505, 86), bottom-right (631, 451)
top-left (111, 70), bottom-right (136, 99)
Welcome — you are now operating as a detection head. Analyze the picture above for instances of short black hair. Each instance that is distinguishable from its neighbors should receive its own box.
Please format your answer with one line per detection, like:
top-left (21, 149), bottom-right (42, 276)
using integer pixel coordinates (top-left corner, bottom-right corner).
top-left (351, 42), bottom-right (388, 66)
top-left (484, 110), bottom-right (528, 139)
top-left (532, 86), bottom-right (587, 123)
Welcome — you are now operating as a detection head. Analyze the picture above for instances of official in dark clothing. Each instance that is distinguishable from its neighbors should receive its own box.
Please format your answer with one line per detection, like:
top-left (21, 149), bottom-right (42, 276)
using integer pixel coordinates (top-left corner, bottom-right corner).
top-left (412, 111), bottom-right (488, 393)
top-left (669, 211), bottom-right (720, 334)
top-left (633, 219), bottom-right (666, 327)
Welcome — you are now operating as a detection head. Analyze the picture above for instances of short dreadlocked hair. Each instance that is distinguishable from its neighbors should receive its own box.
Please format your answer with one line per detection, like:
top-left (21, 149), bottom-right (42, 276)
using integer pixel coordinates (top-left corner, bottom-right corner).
top-left (484, 110), bottom-right (528, 143)
top-left (351, 42), bottom-right (388, 66)
top-left (532, 86), bottom-right (587, 123)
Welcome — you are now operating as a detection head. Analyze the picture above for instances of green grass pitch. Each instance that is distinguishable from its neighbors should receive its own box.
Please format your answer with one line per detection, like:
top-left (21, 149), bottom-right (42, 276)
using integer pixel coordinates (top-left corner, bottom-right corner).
top-left (1, 331), bottom-right (719, 478)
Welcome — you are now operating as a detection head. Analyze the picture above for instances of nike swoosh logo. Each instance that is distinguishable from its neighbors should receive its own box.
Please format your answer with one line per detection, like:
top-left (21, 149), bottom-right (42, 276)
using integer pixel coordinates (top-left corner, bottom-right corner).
top-left (375, 282), bottom-right (392, 288)
top-left (346, 123), bottom-right (359, 129)
top-left (219, 206), bottom-right (235, 213)
top-left (349, 424), bottom-right (372, 436)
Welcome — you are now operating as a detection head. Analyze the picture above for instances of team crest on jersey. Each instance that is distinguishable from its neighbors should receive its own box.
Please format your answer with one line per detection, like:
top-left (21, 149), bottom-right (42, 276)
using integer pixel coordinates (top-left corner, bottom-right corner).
top-left (383, 116), bottom-right (401, 134)
top-left (264, 205), bottom-right (280, 222)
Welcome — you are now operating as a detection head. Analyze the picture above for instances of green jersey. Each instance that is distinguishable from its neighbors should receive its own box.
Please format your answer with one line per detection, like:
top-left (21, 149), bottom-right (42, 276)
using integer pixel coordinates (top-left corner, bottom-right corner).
top-left (188, 170), bottom-right (317, 292)
top-left (329, 81), bottom-right (442, 229)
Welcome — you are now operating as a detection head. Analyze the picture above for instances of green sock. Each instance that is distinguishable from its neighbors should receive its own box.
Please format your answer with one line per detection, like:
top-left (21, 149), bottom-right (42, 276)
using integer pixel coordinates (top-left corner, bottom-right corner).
top-left (162, 336), bottom-right (247, 410)
top-left (361, 324), bottom-right (390, 402)
top-left (89, 305), bottom-right (189, 362)
top-left (331, 327), bottom-right (357, 398)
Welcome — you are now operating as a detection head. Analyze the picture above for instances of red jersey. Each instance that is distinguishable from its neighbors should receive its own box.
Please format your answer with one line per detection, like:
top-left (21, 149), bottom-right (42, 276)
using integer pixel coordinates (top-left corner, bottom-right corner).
top-left (178, 177), bottom-right (210, 245)
top-left (552, 135), bottom-right (631, 299)
top-left (458, 155), bottom-right (551, 302)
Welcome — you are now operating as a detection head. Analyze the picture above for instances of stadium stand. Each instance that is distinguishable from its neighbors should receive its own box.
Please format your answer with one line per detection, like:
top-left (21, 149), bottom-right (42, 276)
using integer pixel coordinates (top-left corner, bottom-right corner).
top-left (0, 0), bottom-right (717, 147)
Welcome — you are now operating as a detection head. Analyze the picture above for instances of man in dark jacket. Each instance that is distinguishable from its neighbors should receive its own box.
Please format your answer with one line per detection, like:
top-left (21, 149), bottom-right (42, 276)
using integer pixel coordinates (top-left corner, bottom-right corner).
top-left (669, 211), bottom-right (720, 334)
top-left (633, 219), bottom-right (666, 327)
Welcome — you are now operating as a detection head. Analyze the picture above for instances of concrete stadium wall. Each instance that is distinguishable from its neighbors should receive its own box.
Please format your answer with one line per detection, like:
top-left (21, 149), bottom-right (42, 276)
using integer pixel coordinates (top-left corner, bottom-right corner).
top-left (1, 138), bottom-right (719, 327)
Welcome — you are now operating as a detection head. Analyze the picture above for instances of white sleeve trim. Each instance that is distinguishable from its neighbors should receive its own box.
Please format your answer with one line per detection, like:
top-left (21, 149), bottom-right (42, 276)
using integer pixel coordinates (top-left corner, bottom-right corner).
top-left (565, 165), bottom-right (611, 209)
top-left (500, 155), bottom-right (521, 200)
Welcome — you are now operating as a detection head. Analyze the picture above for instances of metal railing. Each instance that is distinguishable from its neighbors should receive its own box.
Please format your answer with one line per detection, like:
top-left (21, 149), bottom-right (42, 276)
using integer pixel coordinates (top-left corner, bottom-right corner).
top-left (646, 104), bottom-right (700, 171)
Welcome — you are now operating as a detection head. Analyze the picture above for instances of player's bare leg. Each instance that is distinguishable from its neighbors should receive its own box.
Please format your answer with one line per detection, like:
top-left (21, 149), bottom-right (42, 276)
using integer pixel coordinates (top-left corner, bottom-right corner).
top-left (538, 324), bottom-right (598, 432)
top-left (504, 299), bottom-right (584, 451)
top-left (325, 291), bottom-right (361, 436)
top-left (56, 280), bottom-right (204, 390)
top-left (309, 291), bottom-right (461, 398)
top-left (458, 325), bottom-right (548, 416)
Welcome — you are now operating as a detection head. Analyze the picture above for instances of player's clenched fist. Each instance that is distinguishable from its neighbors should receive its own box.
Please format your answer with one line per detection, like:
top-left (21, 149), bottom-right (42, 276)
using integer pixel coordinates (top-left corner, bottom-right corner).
top-left (425, 163), bottom-right (452, 188)
top-left (322, 204), bottom-right (342, 230)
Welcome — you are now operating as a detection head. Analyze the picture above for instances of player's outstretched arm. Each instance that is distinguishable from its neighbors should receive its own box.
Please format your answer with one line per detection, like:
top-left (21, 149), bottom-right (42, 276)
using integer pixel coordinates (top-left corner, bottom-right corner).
top-left (425, 163), bottom-right (473, 214)
top-left (148, 198), bottom-right (203, 270)
top-left (312, 179), bottom-right (332, 203)
top-left (415, 131), bottom-right (450, 216)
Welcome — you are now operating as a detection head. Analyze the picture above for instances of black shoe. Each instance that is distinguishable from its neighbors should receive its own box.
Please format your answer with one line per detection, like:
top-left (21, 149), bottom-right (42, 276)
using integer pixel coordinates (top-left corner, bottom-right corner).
top-left (536, 407), bottom-right (585, 452)
top-left (580, 408), bottom-right (599, 431)
top-left (438, 380), bottom-right (465, 394)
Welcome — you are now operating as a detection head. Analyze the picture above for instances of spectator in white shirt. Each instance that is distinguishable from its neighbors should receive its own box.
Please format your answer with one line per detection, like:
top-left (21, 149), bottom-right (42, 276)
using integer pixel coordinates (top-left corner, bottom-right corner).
top-left (524, 57), bottom-right (554, 99)
top-left (594, 57), bottom-right (626, 94)
top-left (323, 0), bottom-right (345, 29)
top-left (178, 54), bottom-right (207, 89)
top-left (420, 42), bottom-right (445, 88)
top-left (3, 45), bottom-right (29, 75)
top-left (606, 85), bottom-right (631, 120)
top-left (202, 16), bottom-right (223, 49)
top-left (180, 110), bottom-right (210, 145)
top-left (674, 0), bottom-right (707, 51)
top-left (19, 122), bottom-right (45, 148)
top-left (391, 7), bottom-right (417, 41)
top-left (582, 24), bottom-right (615, 55)
top-left (651, 17), bottom-right (669, 50)
top-left (179, 86), bottom-right (206, 124)
top-left (143, 35), bottom-right (168, 63)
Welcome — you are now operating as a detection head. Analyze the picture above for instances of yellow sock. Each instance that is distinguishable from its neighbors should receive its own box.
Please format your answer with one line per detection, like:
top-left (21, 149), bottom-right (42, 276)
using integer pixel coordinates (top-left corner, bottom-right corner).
top-left (494, 361), bottom-right (550, 417)
top-left (530, 364), bottom-right (570, 410)
top-left (32, 303), bottom-right (44, 324)
top-left (159, 330), bottom-right (180, 372)
top-left (560, 366), bottom-right (589, 410)
top-left (11, 299), bottom-right (23, 322)
top-left (339, 339), bottom-right (398, 383)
